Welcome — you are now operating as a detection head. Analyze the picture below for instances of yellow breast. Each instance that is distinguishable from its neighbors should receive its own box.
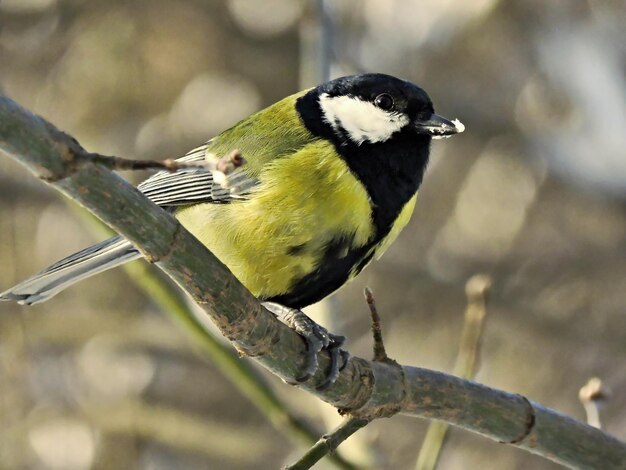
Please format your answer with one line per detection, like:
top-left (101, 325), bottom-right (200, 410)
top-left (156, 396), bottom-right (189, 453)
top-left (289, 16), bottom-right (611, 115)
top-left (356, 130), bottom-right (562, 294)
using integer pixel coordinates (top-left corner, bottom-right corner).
top-left (175, 140), bottom-right (374, 299)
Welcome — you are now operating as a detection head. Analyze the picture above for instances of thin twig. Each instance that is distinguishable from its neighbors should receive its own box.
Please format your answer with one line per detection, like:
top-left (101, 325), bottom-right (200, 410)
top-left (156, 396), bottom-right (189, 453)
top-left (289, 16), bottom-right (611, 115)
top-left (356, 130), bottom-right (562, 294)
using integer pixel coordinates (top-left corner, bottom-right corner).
top-left (416, 274), bottom-right (492, 470)
top-left (454, 275), bottom-right (492, 378)
top-left (284, 417), bottom-right (371, 470)
top-left (214, 149), bottom-right (246, 174)
top-left (85, 149), bottom-right (245, 174)
top-left (579, 377), bottom-right (609, 429)
top-left (364, 287), bottom-right (388, 362)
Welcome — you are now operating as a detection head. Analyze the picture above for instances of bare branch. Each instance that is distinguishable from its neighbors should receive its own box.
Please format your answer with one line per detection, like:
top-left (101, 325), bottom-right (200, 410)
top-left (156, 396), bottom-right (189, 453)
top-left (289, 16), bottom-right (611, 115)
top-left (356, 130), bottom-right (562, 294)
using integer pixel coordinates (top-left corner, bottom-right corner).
top-left (364, 287), bottom-right (389, 362)
top-left (284, 417), bottom-right (370, 470)
top-left (84, 148), bottom-right (245, 174)
top-left (1, 96), bottom-right (625, 469)
top-left (416, 274), bottom-right (492, 470)
top-left (579, 377), bottom-right (609, 430)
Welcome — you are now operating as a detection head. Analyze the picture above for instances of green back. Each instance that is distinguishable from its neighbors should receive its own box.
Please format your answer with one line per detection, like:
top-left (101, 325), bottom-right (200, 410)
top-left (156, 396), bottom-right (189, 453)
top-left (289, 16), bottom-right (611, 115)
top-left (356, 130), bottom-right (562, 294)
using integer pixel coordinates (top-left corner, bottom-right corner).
top-left (205, 89), bottom-right (316, 177)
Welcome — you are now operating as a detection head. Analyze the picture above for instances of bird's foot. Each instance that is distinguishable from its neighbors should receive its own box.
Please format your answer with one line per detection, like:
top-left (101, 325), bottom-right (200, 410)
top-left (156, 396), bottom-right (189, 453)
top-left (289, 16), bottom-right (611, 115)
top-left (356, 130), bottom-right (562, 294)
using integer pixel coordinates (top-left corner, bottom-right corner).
top-left (262, 302), bottom-right (349, 390)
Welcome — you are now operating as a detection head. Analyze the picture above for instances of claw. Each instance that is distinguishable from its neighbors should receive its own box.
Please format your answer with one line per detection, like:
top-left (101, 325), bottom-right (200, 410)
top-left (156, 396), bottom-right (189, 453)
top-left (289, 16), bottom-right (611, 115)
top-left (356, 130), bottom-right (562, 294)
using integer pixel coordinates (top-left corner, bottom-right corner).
top-left (338, 349), bottom-right (350, 371)
top-left (316, 333), bottom-right (346, 390)
top-left (262, 301), bottom-right (347, 389)
top-left (295, 334), bottom-right (323, 383)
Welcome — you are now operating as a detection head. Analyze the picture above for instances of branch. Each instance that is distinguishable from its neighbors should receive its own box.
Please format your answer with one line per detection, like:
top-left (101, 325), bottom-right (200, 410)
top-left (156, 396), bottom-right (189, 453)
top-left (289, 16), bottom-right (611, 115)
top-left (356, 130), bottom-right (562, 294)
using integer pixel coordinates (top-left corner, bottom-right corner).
top-left (1, 96), bottom-right (625, 469)
top-left (284, 417), bottom-right (370, 470)
top-left (416, 274), bottom-right (492, 470)
top-left (579, 378), bottom-right (609, 430)
top-left (364, 286), bottom-right (389, 362)
top-left (86, 148), bottom-right (245, 174)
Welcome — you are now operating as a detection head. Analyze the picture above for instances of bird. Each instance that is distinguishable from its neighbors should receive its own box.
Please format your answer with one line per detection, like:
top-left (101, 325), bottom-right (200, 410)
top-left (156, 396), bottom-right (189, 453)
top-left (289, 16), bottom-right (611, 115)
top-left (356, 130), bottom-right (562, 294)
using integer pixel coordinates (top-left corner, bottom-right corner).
top-left (1, 73), bottom-right (464, 387)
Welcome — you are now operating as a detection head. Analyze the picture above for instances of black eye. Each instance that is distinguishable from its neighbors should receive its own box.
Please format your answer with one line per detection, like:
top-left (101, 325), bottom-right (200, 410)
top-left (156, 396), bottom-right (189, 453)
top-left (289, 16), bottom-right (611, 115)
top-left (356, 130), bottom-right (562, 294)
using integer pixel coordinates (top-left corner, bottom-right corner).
top-left (374, 93), bottom-right (394, 110)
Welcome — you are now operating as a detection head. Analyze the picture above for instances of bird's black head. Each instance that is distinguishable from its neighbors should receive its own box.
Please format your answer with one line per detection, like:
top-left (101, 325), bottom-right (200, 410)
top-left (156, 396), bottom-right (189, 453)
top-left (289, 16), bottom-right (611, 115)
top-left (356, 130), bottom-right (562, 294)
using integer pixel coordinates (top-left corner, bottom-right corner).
top-left (296, 73), bottom-right (464, 147)
top-left (296, 73), bottom-right (464, 238)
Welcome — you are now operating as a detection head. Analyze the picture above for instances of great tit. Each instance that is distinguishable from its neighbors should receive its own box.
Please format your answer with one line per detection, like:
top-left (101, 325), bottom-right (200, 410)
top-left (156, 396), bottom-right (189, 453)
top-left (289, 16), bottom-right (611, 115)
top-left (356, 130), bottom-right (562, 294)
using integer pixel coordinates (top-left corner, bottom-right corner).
top-left (1, 73), bottom-right (464, 386)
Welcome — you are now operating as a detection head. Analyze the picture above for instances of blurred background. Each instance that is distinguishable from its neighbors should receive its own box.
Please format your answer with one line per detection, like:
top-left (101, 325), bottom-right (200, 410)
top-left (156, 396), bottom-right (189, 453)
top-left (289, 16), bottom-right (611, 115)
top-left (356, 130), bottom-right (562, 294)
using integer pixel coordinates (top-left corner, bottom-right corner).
top-left (1, 0), bottom-right (625, 468)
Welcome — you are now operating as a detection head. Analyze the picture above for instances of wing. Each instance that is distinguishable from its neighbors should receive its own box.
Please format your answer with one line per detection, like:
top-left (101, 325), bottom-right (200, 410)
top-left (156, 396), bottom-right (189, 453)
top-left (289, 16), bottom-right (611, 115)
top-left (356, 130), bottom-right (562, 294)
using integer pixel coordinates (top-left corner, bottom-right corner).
top-left (137, 145), bottom-right (255, 206)
top-left (138, 88), bottom-right (316, 207)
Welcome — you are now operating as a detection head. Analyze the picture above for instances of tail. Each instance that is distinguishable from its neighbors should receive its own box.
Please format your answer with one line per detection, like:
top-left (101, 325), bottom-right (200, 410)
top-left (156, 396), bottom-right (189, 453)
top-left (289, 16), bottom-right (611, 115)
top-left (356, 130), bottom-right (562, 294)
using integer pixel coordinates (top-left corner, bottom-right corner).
top-left (1, 236), bottom-right (141, 305)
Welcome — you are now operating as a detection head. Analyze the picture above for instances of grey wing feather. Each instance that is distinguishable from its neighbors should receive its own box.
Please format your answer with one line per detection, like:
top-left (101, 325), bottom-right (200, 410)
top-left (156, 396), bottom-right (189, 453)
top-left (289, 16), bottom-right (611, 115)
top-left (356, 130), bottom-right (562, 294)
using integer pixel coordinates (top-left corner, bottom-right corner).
top-left (0, 236), bottom-right (139, 305)
top-left (138, 144), bottom-right (258, 206)
top-left (0, 143), bottom-right (259, 305)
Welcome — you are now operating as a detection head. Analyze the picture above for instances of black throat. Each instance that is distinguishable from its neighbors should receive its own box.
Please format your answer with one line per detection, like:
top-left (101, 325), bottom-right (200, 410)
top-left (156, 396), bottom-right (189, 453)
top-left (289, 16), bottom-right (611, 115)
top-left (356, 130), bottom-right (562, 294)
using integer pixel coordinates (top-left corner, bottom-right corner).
top-left (296, 91), bottom-right (431, 241)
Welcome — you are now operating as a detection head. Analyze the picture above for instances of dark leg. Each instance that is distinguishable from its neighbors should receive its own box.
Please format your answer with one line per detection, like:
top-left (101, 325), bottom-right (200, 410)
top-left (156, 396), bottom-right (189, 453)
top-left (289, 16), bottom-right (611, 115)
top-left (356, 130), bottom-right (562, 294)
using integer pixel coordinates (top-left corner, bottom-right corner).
top-left (262, 302), bottom-right (349, 389)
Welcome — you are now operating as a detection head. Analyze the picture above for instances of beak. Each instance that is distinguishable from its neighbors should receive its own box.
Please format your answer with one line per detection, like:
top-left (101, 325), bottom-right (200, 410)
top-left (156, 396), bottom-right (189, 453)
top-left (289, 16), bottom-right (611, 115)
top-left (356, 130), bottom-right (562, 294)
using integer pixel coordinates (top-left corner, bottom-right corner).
top-left (415, 113), bottom-right (465, 139)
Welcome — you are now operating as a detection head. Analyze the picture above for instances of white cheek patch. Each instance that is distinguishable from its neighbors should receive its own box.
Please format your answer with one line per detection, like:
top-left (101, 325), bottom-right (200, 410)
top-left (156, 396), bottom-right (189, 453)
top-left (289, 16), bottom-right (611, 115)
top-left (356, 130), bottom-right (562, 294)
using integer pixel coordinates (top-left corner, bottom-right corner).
top-left (319, 93), bottom-right (409, 145)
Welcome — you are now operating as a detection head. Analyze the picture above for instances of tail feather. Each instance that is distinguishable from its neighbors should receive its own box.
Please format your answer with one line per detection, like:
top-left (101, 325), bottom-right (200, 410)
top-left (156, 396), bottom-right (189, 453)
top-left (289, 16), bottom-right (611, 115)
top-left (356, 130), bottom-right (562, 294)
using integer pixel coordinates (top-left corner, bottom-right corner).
top-left (1, 236), bottom-right (140, 305)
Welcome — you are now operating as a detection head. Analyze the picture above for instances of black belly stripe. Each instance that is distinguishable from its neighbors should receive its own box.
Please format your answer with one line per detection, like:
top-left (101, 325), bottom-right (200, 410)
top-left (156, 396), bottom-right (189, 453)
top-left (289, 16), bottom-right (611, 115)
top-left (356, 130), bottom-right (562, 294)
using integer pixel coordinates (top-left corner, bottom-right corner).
top-left (265, 236), bottom-right (374, 309)
top-left (270, 91), bottom-right (432, 309)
